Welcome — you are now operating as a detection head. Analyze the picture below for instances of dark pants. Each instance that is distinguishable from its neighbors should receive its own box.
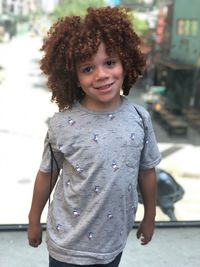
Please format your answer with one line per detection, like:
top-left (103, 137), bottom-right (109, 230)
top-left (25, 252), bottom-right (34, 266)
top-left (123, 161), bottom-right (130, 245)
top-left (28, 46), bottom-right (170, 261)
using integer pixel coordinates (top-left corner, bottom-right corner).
top-left (49, 252), bottom-right (122, 267)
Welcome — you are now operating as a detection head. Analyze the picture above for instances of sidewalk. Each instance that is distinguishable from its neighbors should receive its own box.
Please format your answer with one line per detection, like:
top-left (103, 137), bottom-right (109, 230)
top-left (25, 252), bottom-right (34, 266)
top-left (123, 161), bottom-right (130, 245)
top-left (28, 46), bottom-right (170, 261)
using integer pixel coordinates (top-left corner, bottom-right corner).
top-left (0, 34), bottom-right (200, 267)
top-left (128, 89), bottom-right (200, 179)
top-left (127, 89), bottom-right (200, 222)
top-left (1, 227), bottom-right (200, 267)
top-left (158, 143), bottom-right (200, 178)
top-left (0, 35), bottom-right (199, 223)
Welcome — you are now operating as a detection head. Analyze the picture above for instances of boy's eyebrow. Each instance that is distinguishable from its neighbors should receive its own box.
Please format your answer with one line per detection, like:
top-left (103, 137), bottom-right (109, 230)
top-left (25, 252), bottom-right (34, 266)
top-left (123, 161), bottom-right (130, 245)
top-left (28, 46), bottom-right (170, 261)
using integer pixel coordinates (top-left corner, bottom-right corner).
top-left (77, 55), bottom-right (119, 67)
top-left (78, 61), bottom-right (92, 67)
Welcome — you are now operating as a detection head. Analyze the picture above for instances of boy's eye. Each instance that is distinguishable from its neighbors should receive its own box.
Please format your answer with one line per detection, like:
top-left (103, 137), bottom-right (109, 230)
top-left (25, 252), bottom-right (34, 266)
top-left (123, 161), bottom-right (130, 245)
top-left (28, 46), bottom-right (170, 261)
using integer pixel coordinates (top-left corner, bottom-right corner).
top-left (82, 66), bottom-right (92, 73)
top-left (106, 60), bottom-right (115, 66)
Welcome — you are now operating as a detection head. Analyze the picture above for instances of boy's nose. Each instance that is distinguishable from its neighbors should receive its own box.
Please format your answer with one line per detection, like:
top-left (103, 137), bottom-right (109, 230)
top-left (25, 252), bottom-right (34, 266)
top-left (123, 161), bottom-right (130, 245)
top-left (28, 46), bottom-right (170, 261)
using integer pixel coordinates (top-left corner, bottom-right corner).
top-left (95, 67), bottom-right (108, 80)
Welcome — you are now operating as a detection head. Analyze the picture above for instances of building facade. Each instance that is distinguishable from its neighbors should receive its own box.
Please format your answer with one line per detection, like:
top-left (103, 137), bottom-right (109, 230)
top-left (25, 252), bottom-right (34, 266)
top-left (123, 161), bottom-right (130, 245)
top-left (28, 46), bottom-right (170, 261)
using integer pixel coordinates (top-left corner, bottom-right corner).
top-left (154, 0), bottom-right (200, 111)
top-left (0, 0), bottom-right (41, 16)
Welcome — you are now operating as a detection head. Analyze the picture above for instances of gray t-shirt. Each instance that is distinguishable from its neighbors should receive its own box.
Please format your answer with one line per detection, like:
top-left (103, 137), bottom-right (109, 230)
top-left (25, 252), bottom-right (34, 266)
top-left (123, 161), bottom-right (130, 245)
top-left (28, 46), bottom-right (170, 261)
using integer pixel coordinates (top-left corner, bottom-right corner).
top-left (40, 97), bottom-right (161, 265)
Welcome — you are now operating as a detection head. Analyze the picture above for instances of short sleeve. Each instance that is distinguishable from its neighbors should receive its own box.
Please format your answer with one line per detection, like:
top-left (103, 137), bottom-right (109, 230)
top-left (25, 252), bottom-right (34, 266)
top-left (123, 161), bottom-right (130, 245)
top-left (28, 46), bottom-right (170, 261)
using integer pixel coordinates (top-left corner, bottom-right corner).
top-left (39, 125), bottom-right (64, 173)
top-left (139, 110), bottom-right (161, 170)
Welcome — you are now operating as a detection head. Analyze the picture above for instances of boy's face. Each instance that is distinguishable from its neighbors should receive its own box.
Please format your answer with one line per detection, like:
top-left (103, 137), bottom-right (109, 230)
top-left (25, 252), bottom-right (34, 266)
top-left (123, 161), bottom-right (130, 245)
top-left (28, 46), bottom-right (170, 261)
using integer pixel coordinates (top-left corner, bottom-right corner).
top-left (76, 42), bottom-right (124, 111)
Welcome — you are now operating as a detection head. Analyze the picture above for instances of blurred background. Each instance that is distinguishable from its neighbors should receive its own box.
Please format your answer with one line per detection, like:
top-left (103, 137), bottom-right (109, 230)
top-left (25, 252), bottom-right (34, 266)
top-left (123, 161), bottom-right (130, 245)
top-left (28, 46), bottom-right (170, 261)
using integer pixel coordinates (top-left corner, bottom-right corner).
top-left (0, 0), bottom-right (200, 227)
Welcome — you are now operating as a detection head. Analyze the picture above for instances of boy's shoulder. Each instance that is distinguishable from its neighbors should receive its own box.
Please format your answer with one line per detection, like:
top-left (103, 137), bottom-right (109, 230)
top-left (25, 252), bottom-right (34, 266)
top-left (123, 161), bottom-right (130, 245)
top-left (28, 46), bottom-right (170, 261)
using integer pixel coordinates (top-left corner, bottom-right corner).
top-left (125, 98), bottom-right (150, 119)
top-left (48, 109), bottom-right (72, 128)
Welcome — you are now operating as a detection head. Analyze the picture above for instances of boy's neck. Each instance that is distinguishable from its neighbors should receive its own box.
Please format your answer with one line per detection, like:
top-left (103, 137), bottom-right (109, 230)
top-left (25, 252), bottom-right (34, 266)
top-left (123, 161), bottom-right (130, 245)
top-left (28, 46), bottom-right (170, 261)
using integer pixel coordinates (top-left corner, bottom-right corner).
top-left (80, 96), bottom-right (123, 112)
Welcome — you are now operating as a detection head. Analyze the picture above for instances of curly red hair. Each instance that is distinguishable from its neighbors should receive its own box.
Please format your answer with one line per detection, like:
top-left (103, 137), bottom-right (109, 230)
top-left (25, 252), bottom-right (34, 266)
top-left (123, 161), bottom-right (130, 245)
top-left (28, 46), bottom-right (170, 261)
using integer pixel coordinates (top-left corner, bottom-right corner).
top-left (40, 6), bottom-right (146, 110)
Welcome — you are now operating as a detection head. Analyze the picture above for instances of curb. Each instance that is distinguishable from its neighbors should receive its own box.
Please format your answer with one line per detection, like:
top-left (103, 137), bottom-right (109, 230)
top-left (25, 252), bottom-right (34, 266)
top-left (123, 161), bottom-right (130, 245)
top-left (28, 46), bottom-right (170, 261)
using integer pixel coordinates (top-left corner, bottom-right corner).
top-left (166, 168), bottom-right (200, 179)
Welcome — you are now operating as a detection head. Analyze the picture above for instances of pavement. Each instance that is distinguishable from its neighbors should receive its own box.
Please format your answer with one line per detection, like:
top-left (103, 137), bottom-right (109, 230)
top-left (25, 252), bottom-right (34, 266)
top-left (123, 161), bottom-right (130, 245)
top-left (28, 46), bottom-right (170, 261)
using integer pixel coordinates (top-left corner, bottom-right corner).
top-left (0, 34), bottom-right (200, 266)
top-left (128, 89), bottom-right (200, 178)
top-left (0, 227), bottom-right (200, 267)
top-left (128, 90), bottom-right (200, 222)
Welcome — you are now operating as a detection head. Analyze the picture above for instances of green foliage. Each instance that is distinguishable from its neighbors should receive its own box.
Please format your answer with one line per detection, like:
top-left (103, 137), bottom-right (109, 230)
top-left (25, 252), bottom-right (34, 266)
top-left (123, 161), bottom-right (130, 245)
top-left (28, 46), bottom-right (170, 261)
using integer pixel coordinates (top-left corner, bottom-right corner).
top-left (122, 0), bottom-right (141, 4)
top-left (49, 0), bottom-right (147, 37)
top-left (132, 14), bottom-right (148, 36)
top-left (127, 10), bottom-right (148, 37)
top-left (50, 0), bottom-right (106, 21)
top-left (50, 0), bottom-right (148, 36)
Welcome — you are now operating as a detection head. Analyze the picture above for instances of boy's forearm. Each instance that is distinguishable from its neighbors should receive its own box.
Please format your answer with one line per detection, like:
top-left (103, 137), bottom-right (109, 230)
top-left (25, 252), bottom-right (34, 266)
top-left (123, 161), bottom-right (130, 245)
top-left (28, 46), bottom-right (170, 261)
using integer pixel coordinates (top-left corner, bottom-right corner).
top-left (28, 170), bottom-right (58, 224)
top-left (138, 168), bottom-right (157, 221)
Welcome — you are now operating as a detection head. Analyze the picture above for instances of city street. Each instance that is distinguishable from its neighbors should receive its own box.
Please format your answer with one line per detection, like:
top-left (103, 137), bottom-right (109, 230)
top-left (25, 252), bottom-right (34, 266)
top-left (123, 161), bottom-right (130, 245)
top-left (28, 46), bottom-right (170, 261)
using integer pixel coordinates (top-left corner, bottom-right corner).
top-left (0, 34), bottom-right (56, 224)
top-left (0, 34), bottom-right (200, 225)
top-left (1, 227), bottom-right (200, 267)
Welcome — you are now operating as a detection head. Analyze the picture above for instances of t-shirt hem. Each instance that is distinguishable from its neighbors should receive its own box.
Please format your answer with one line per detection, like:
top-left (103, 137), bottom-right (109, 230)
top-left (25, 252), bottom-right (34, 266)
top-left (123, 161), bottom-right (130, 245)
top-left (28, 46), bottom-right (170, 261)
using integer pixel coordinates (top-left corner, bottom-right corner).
top-left (139, 156), bottom-right (162, 170)
top-left (39, 166), bottom-right (50, 173)
top-left (47, 238), bottom-right (126, 265)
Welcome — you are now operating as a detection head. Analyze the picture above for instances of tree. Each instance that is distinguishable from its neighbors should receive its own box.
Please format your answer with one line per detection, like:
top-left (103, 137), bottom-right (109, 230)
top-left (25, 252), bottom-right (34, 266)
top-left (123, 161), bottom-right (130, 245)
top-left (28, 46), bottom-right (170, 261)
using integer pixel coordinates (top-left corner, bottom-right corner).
top-left (50, 0), bottom-right (106, 21)
top-left (132, 14), bottom-right (148, 36)
top-left (49, 0), bottom-right (148, 37)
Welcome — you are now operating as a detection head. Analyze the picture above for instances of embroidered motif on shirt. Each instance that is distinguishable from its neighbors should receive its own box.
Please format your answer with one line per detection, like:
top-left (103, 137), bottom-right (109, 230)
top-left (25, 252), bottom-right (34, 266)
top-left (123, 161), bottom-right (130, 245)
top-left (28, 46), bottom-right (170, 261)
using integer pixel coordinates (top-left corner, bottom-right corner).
top-left (58, 144), bottom-right (63, 150)
top-left (73, 209), bottom-right (80, 217)
top-left (75, 164), bottom-right (83, 173)
top-left (112, 161), bottom-right (119, 171)
top-left (88, 232), bottom-right (94, 240)
top-left (68, 117), bottom-right (76, 126)
top-left (107, 212), bottom-right (113, 219)
top-left (94, 186), bottom-right (100, 194)
top-left (128, 184), bottom-right (132, 192)
top-left (120, 227), bottom-right (123, 236)
top-left (130, 133), bottom-right (135, 140)
top-left (108, 114), bottom-right (115, 120)
top-left (131, 205), bottom-right (136, 212)
top-left (66, 180), bottom-right (70, 186)
top-left (56, 224), bottom-right (62, 232)
top-left (93, 134), bottom-right (98, 143)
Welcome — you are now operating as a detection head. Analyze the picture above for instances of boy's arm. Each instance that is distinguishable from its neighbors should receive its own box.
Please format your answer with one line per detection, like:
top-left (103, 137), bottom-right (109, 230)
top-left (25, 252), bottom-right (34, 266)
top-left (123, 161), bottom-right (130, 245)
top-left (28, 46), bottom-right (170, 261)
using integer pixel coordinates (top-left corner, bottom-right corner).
top-left (28, 170), bottom-right (58, 247)
top-left (137, 168), bottom-right (157, 245)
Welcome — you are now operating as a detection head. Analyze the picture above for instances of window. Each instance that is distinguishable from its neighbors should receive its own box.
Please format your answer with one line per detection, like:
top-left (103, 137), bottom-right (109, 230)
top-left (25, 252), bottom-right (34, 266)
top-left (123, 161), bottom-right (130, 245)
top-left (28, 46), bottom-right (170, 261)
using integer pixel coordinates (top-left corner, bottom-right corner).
top-left (191, 20), bottom-right (198, 36)
top-left (177, 19), bottom-right (199, 36)
top-left (177, 19), bottom-right (184, 35)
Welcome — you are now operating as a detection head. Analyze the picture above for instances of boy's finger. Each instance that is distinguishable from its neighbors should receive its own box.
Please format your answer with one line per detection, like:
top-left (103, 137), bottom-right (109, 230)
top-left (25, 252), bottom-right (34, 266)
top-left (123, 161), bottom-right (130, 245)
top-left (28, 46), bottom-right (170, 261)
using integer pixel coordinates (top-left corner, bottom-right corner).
top-left (136, 229), bottom-right (142, 239)
top-left (29, 239), bottom-right (41, 247)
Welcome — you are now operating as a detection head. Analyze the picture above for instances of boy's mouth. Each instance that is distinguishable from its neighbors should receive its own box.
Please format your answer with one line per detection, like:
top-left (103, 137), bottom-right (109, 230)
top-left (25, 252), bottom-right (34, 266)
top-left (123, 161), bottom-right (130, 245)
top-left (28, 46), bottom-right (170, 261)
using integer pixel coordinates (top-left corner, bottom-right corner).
top-left (95, 82), bottom-right (114, 90)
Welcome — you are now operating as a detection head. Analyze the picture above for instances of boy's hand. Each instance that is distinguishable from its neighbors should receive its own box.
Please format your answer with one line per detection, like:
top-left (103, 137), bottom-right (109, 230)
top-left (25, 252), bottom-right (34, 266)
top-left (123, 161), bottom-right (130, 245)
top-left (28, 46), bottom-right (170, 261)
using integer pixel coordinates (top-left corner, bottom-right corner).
top-left (28, 222), bottom-right (43, 247)
top-left (136, 219), bottom-right (155, 245)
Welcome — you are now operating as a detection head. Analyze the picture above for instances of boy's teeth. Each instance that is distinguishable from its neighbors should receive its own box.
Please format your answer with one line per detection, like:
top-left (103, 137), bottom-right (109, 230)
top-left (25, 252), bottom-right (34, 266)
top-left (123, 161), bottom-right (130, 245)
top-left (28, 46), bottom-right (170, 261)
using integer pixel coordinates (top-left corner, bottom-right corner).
top-left (99, 84), bottom-right (110, 89)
